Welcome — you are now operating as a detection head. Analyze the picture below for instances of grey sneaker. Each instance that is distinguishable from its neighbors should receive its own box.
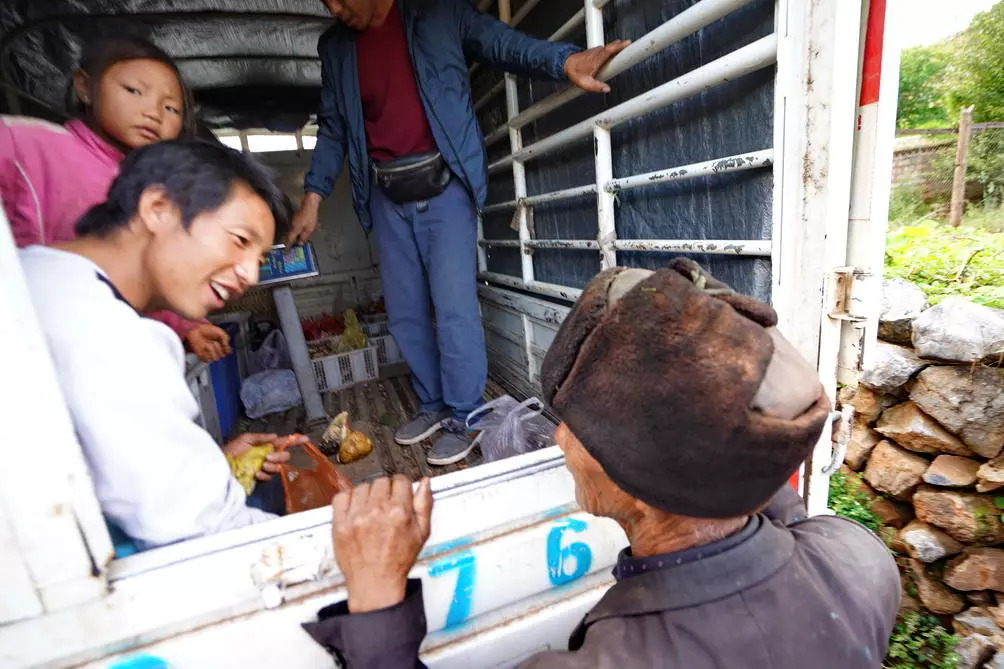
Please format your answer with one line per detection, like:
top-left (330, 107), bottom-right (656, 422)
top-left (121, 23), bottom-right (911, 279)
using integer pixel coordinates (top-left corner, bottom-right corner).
top-left (395, 410), bottom-right (451, 445)
top-left (427, 419), bottom-right (480, 466)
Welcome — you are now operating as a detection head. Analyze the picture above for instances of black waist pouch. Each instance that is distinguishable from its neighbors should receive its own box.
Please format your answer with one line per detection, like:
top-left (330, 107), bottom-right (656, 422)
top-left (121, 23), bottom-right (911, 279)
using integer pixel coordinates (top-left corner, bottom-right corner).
top-left (372, 151), bottom-right (451, 204)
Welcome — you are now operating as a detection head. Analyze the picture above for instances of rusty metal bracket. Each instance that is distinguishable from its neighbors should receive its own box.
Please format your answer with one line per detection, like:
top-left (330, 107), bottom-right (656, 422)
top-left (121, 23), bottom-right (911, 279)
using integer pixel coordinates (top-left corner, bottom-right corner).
top-left (828, 266), bottom-right (871, 322)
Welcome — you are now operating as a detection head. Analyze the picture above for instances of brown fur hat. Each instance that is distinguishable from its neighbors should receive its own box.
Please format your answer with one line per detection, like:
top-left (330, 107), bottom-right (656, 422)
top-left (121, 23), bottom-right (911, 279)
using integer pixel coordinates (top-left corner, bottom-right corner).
top-left (541, 258), bottom-right (830, 518)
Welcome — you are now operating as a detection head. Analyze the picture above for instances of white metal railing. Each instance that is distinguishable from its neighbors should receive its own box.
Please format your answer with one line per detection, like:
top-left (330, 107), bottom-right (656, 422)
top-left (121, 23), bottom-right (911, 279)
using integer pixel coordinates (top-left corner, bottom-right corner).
top-left (483, 0), bottom-right (758, 147)
top-left (585, 1), bottom-right (616, 269)
top-left (482, 149), bottom-right (774, 213)
top-left (481, 238), bottom-right (771, 257)
top-left (487, 35), bottom-right (777, 172)
top-left (476, 0), bottom-right (780, 390)
top-left (480, 272), bottom-right (584, 302)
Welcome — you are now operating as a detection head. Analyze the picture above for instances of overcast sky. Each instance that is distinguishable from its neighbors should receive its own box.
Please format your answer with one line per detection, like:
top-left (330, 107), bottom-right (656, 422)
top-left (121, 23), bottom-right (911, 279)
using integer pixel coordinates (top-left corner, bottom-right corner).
top-left (889, 0), bottom-right (999, 49)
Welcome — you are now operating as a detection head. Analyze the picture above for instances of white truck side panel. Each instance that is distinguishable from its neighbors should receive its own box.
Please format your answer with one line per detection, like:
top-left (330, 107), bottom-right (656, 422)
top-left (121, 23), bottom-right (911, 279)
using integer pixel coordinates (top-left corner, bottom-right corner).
top-left (1, 449), bottom-right (627, 668)
top-left (771, 0), bottom-right (865, 513)
top-left (0, 215), bottom-right (111, 623)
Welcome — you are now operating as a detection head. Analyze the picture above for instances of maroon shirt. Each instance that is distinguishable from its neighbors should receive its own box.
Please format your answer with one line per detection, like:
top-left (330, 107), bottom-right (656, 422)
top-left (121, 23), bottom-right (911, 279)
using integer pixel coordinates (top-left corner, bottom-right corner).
top-left (356, 3), bottom-right (437, 162)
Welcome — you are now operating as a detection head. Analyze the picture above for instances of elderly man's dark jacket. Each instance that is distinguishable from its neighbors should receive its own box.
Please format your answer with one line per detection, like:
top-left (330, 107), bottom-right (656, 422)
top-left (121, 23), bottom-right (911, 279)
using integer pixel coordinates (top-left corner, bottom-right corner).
top-left (303, 487), bottom-right (900, 668)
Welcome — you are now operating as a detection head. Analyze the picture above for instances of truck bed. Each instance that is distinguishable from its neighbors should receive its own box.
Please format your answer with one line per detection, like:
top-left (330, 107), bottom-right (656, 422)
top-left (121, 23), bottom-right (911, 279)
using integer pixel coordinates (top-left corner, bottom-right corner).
top-left (236, 370), bottom-right (517, 484)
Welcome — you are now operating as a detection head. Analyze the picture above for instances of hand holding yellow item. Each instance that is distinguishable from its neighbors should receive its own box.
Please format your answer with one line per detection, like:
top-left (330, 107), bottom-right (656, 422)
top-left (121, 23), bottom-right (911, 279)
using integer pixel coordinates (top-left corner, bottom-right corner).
top-left (226, 444), bottom-right (274, 495)
top-left (223, 432), bottom-right (296, 495)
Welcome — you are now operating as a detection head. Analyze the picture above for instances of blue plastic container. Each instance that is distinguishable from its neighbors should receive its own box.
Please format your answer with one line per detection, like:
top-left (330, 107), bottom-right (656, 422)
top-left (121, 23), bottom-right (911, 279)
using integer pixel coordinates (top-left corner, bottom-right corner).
top-left (210, 322), bottom-right (242, 440)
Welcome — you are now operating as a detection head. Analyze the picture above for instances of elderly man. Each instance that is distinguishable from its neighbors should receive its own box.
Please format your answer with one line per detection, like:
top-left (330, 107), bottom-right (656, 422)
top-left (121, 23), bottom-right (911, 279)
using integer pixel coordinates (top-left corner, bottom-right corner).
top-left (302, 259), bottom-right (900, 667)
top-left (287, 0), bottom-right (629, 466)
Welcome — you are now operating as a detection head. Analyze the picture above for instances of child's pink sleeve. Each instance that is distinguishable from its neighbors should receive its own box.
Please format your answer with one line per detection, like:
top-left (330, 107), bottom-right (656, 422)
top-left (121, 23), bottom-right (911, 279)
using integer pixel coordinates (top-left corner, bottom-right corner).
top-left (149, 310), bottom-right (205, 341)
top-left (0, 119), bottom-right (32, 245)
top-left (0, 119), bottom-right (14, 206)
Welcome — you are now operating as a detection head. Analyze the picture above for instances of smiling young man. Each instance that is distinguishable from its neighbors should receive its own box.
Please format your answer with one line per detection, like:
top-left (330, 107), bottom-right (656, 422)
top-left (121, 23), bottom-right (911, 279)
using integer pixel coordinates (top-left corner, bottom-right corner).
top-left (18, 139), bottom-right (298, 550)
top-left (287, 0), bottom-right (630, 466)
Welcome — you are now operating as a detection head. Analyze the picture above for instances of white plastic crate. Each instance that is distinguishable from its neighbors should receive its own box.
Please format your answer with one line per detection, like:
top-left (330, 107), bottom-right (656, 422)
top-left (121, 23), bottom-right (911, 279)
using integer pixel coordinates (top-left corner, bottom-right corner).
top-left (370, 334), bottom-right (404, 366)
top-left (312, 346), bottom-right (379, 392)
top-left (362, 320), bottom-right (388, 336)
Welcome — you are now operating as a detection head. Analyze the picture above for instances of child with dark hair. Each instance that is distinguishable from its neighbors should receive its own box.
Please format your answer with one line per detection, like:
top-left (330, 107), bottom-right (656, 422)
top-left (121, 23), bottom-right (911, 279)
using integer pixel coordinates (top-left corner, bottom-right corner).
top-left (19, 139), bottom-right (297, 551)
top-left (0, 35), bottom-right (229, 362)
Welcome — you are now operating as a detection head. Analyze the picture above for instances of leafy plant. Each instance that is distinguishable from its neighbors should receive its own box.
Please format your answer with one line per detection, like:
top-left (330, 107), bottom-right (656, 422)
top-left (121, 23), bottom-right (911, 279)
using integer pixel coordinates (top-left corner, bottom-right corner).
top-left (885, 220), bottom-right (1004, 309)
top-left (941, 2), bottom-right (1004, 123)
top-left (897, 45), bottom-right (951, 129)
top-left (966, 132), bottom-right (1004, 206)
top-left (828, 470), bottom-right (883, 533)
top-left (884, 611), bottom-right (959, 669)
top-left (888, 184), bottom-right (933, 224)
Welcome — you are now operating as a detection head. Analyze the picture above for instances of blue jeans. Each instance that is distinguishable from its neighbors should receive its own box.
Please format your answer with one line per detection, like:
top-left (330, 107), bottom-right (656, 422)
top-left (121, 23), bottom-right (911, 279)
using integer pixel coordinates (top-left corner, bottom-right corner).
top-left (370, 178), bottom-right (487, 420)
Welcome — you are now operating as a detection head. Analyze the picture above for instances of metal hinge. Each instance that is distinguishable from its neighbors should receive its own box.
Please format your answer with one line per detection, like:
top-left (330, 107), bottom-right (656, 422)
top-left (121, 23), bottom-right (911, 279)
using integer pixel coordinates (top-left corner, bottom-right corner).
top-left (828, 266), bottom-right (872, 322)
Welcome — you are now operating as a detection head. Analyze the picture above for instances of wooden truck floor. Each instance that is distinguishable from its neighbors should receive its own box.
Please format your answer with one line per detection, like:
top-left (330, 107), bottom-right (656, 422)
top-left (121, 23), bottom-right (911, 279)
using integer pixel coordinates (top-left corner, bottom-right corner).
top-left (235, 369), bottom-right (517, 484)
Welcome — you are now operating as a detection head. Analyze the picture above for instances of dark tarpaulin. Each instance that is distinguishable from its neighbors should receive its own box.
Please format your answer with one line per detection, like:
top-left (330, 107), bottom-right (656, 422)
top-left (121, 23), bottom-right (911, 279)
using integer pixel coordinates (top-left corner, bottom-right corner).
top-left (0, 1), bottom-right (332, 130)
top-left (2, 0), bottom-right (775, 300)
top-left (476, 0), bottom-right (775, 303)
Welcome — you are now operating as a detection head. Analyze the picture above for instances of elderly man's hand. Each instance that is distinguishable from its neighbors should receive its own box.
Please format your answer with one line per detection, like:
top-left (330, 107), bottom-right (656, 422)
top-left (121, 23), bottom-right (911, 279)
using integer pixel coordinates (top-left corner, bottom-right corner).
top-left (564, 40), bottom-right (631, 93)
top-left (331, 475), bottom-right (433, 613)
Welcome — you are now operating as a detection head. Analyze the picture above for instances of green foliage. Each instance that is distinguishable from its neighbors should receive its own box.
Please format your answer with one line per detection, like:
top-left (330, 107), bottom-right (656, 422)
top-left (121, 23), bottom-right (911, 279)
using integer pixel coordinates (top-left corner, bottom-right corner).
top-left (885, 220), bottom-right (1004, 309)
top-left (888, 184), bottom-right (932, 223)
top-left (896, 3), bottom-right (1004, 127)
top-left (884, 611), bottom-right (959, 669)
top-left (897, 45), bottom-right (951, 129)
top-left (966, 131), bottom-right (1004, 204)
top-left (828, 470), bottom-right (883, 533)
top-left (941, 2), bottom-right (1004, 122)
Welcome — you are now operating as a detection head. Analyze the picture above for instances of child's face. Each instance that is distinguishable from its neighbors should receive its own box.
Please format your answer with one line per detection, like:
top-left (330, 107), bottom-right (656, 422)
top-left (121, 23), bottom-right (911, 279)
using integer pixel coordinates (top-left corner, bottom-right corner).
top-left (144, 182), bottom-right (275, 320)
top-left (93, 58), bottom-right (184, 150)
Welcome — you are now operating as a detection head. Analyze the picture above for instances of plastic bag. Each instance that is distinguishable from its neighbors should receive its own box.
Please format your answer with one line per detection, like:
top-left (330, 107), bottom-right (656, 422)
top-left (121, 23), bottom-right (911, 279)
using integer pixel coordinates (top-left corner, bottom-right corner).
top-left (240, 368), bottom-right (302, 419)
top-left (279, 438), bottom-right (353, 514)
top-left (247, 328), bottom-right (292, 375)
top-left (466, 396), bottom-right (555, 463)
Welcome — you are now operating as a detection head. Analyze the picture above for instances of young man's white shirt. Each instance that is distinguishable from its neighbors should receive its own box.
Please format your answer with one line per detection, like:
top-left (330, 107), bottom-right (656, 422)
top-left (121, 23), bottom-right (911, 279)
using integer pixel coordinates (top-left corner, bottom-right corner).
top-left (19, 246), bottom-right (274, 549)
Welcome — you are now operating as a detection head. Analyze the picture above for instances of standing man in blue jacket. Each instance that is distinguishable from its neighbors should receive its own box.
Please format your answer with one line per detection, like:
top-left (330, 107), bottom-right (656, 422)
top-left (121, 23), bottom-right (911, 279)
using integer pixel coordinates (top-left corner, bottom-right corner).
top-left (289, 0), bottom-right (628, 466)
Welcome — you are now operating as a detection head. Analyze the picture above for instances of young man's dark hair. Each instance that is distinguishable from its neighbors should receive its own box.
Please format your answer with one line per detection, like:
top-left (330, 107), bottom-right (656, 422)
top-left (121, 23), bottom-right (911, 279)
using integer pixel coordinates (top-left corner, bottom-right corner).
top-left (76, 139), bottom-right (292, 242)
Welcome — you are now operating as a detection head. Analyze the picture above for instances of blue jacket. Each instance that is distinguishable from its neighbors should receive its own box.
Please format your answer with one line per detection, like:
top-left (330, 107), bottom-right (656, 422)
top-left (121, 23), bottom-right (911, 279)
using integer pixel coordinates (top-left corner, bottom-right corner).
top-left (303, 0), bottom-right (580, 229)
